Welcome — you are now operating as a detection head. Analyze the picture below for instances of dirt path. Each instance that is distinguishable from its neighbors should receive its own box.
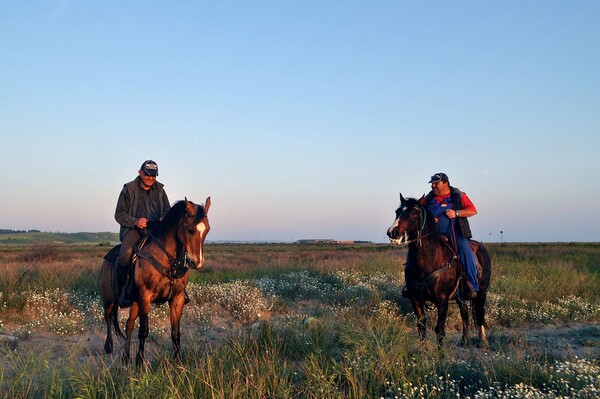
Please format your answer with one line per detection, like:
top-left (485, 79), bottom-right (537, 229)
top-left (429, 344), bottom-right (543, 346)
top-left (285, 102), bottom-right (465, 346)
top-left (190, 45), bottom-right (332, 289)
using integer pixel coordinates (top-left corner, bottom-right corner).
top-left (8, 319), bottom-right (600, 366)
top-left (444, 322), bottom-right (600, 361)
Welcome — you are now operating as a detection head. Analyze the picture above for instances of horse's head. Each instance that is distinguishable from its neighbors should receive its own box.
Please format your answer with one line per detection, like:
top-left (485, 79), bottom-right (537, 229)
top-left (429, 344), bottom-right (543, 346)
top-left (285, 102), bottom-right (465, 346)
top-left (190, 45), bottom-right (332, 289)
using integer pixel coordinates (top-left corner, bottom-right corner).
top-left (387, 193), bottom-right (427, 243)
top-left (178, 197), bottom-right (211, 270)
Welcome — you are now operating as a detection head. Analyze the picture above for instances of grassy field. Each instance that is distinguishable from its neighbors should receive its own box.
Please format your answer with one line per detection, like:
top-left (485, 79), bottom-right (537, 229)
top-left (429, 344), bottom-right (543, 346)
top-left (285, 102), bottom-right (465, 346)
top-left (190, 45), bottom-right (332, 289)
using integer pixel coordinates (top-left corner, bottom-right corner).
top-left (0, 242), bottom-right (599, 398)
top-left (0, 231), bottom-right (119, 246)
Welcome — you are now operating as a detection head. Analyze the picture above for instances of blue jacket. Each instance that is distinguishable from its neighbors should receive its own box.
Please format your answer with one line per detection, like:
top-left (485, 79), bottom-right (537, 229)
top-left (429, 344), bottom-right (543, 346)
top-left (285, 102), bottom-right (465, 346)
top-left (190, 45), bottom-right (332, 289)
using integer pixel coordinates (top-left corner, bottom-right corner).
top-left (425, 186), bottom-right (473, 239)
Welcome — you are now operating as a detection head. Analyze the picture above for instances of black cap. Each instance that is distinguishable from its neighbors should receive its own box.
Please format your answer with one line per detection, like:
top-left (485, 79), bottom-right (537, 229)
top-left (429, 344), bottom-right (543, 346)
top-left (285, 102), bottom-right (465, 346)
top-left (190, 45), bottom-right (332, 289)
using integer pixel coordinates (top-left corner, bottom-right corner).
top-left (428, 172), bottom-right (449, 184)
top-left (140, 160), bottom-right (159, 176)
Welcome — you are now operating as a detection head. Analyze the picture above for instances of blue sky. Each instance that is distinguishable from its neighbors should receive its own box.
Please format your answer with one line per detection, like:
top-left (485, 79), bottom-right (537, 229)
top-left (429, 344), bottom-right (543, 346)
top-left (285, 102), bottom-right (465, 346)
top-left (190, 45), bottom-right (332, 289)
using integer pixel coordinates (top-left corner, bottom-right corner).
top-left (1, 1), bottom-right (599, 242)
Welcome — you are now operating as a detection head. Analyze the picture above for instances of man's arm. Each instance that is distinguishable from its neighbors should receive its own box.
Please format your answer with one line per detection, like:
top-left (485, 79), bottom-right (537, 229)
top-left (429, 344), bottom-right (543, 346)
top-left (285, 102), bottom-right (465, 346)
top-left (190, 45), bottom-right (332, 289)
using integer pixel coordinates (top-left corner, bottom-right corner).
top-left (161, 190), bottom-right (171, 218)
top-left (114, 189), bottom-right (137, 228)
top-left (446, 192), bottom-right (477, 219)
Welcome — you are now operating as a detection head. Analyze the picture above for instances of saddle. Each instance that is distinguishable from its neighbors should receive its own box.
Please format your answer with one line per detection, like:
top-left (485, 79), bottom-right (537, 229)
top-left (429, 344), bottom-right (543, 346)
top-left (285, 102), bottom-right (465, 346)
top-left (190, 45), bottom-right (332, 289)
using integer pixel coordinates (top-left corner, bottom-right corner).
top-left (440, 239), bottom-right (483, 280)
top-left (102, 235), bottom-right (151, 268)
top-left (103, 236), bottom-right (152, 301)
top-left (440, 239), bottom-right (482, 299)
top-left (469, 240), bottom-right (483, 280)
top-left (103, 244), bottom-right (121, 265)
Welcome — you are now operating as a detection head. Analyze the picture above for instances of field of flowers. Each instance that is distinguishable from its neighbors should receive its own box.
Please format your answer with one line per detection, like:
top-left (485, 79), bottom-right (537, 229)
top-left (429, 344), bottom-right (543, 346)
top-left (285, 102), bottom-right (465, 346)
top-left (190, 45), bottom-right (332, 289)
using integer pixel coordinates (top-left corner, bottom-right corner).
top-left (0, 242), bottom-right (599, 398)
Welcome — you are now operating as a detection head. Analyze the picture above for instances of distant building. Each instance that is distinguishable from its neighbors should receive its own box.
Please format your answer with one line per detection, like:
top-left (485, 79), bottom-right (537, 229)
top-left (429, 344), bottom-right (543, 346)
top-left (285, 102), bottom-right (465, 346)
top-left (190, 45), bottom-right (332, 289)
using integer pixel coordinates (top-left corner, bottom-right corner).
top-left (296, 239), bottom-right (374, 245)
top-left (296, 239), bottom-right (337, 244)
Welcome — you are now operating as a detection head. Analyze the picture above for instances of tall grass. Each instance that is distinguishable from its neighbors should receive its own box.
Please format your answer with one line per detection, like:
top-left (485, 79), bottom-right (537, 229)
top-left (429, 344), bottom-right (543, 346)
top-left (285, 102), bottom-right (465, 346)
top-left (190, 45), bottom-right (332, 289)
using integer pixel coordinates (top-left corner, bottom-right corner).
top-left (0, 242), bottom-right (599, 398)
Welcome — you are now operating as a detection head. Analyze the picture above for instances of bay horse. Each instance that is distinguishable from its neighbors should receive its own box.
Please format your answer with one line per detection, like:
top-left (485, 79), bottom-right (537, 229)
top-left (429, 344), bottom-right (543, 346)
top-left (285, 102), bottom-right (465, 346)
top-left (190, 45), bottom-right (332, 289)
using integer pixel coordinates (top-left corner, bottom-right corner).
top-left (99, 197), bottom-right (211, 365)
top-left (386, 194), bottom-right (491, 347)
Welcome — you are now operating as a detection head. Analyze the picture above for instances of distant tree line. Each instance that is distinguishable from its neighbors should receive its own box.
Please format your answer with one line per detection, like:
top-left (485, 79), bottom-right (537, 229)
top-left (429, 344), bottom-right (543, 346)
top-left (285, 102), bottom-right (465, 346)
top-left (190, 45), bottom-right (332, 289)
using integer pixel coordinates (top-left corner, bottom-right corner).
top-left (0, 229), bottom-right (41, 234)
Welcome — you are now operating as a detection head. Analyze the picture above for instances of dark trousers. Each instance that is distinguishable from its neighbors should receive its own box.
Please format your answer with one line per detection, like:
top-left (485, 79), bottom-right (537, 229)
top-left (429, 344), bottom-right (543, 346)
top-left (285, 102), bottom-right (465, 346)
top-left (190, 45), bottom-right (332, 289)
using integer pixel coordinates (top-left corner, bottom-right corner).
top-left (117, 229), bottom-right (142, 267)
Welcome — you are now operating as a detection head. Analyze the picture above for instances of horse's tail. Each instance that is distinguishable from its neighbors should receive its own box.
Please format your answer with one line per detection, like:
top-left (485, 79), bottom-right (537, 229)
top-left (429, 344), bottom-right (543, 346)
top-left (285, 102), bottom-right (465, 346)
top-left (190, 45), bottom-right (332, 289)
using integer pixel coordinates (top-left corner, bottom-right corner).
top-left (113, 308), bottom-right (125, 340)
top-left (98, 250), bottom-right (126, 341)
top-left (472, 241), bottom-right (491, 330)
top-left (476, 242), bottom-right (492, 287)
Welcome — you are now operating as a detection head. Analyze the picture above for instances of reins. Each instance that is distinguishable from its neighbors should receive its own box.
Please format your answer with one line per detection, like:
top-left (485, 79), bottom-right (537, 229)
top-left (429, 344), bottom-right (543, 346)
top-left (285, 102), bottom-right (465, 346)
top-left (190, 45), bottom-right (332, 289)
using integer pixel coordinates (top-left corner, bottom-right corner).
top-left (400, 206), bottom-right (431, 246)
top-left (401, 204), bottom-right (460, 297)
top-left (134, 213), bottom-right (198, 302)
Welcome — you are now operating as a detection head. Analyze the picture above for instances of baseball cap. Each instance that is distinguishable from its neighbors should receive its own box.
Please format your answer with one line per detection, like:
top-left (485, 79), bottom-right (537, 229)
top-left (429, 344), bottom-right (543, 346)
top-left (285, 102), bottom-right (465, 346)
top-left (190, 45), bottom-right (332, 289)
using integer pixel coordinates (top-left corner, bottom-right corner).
top-left (428, 172), bottom-right (449, 184)
top-left (140, 160), bottom-right (159, 176)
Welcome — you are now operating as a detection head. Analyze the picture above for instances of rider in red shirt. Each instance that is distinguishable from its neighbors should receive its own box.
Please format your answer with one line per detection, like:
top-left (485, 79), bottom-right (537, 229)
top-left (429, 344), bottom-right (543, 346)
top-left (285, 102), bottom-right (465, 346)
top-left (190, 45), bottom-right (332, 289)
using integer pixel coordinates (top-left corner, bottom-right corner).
top-left (426, 172), bottom-right (479, 299)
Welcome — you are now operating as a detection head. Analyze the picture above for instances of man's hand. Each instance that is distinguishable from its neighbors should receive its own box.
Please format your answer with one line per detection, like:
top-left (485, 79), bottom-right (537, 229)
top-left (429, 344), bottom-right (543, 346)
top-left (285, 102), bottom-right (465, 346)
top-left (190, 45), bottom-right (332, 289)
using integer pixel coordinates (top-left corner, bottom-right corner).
top-left (134, 218), bottom-right (149, 229)
top-left (445, 209), bottom-right (457, 219)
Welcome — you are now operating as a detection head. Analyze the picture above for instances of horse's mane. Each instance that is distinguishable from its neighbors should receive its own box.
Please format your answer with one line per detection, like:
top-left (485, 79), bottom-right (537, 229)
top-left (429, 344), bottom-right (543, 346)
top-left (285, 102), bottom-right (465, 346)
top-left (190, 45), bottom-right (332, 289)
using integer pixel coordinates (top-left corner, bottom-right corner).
top-left (402, 197), bottom-right (442, 243)
top-left (158, 200), bottom-right (207, 240)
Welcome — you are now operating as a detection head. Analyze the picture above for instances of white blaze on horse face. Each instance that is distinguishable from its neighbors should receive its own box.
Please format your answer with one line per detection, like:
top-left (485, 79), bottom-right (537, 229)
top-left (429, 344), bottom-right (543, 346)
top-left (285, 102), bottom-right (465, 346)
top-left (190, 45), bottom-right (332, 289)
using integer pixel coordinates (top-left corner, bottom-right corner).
top-left (388, 204), bottom-right (407, 237)
top-left (195, 220), bottom-right (209, 267)
top-left (197, 221), bottom-right (208, 237)
top-left (388, 217), bottom-right (400, 237)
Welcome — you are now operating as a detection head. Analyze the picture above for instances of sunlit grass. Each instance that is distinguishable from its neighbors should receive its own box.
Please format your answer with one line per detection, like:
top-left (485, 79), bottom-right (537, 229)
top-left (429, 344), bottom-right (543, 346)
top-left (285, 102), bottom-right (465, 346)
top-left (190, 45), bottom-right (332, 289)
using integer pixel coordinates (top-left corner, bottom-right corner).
top-left (0, 242), bottom-right (599, 397)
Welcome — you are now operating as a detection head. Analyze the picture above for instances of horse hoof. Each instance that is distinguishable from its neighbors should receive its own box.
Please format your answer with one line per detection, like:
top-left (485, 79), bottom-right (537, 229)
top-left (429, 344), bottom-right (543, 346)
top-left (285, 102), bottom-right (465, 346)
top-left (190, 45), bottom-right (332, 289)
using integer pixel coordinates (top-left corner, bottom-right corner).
top-left (136, 354), bottom-right (145, 368)
top-left (121, 353), bottom-right (131, 366)
top-left (104, 343), bottom-right (113, 353)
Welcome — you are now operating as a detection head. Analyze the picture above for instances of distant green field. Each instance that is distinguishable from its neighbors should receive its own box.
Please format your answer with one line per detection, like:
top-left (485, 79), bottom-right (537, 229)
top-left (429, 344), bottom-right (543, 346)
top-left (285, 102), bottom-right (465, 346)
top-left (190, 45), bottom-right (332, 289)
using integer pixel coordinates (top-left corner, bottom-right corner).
top-left (0, 231), bottom-right (119, 245)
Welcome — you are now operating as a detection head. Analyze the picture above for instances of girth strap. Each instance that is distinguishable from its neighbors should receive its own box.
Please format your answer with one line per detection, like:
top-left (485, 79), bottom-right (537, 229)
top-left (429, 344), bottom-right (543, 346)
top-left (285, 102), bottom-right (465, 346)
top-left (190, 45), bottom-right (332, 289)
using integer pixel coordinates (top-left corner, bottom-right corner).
top-left (409, 254), bottom-right (458, 297)
top-left (422, 256), bottom-right (456, 286)
top-left (135, 251), bottom-right (190, 279)
top-left (134, 234), bottom-right (190, 279)
top-left (135, 251), bottom-right (172, 276)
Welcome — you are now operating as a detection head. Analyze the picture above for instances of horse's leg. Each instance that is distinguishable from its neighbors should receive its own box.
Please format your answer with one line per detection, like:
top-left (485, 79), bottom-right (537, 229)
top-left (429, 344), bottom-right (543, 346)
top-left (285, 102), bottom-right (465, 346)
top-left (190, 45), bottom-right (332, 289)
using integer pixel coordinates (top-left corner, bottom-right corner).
top-left (136, 299), bottom-right (151, 367)
top-left (411, 299), bottom-right (427, 340)
top-left (169, 295), bottom-right (185, 362)
top-left (99, 260), bottom-right (116, 354)
top-left (434, 299), bottom-right (449, 345)
top-left (473, 294), bottom-right (488, 348)
top-left (103, 301), bottom-right (116, 353)
top-left (474, 244), bottom-right (491, 348)
top-left (457, 300), bottom-right (470, 347)
top-left (122, 302), bottom-right (139, 365)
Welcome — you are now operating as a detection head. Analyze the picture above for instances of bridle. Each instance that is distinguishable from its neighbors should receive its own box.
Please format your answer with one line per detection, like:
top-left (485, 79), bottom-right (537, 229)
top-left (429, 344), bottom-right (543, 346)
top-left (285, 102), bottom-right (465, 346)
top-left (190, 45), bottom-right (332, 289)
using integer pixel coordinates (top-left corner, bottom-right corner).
top-left (392, 204), bottom-right (432, 246)
top-left (394, 202), bottom-right (461, 301)
top-left (135, 209), bottom-right (201, 280)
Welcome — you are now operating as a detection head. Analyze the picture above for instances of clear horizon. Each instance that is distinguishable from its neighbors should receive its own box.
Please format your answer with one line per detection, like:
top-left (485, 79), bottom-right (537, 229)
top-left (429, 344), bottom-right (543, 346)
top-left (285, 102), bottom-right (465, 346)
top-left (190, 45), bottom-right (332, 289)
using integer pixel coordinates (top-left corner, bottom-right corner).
top-left (0, 229), bottom-right (596, 245)
top-left (2, 2), bottom-right (599, 243)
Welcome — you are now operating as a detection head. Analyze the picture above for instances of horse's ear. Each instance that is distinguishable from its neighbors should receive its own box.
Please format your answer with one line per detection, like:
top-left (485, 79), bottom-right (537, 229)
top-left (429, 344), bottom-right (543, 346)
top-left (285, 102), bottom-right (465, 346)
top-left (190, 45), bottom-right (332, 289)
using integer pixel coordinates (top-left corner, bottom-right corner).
top-left (204, 196), bottom-right (211, 213)
top-left (418, 195), bottom-right (427, 206)
top-left (184, 198), bottom-right (196, 214)
top-left (399, 193), bottom-right (406, 202)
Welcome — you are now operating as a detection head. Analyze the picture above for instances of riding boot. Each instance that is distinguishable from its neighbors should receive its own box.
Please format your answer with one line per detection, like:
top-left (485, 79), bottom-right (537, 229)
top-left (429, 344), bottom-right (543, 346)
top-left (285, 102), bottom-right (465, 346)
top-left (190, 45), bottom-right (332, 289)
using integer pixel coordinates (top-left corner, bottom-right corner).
top-left (116, 263), bottom-right (133, 308)
top-left (184, 290), bottom-right (190, 305)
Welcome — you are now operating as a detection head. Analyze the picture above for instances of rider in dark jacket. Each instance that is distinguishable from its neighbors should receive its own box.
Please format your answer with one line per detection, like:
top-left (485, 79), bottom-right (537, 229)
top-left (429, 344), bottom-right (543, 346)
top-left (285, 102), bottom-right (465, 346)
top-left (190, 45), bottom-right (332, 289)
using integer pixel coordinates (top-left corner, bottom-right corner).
top-left (114, 160), bottom-right (170, 307)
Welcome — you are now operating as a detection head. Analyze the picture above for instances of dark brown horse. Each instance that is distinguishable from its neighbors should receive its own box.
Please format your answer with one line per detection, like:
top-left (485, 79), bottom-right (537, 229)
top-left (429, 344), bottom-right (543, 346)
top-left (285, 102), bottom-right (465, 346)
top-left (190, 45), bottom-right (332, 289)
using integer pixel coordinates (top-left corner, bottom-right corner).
top-left (386, 194), bottom-right (491, 347)
top-left (99, 197), bottom-right (211, 365)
